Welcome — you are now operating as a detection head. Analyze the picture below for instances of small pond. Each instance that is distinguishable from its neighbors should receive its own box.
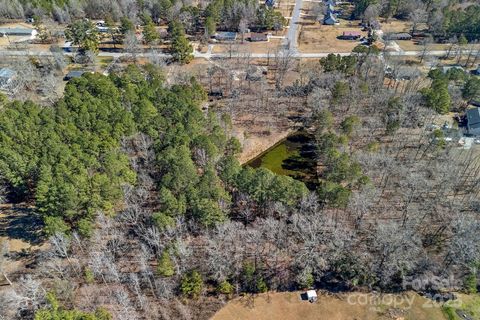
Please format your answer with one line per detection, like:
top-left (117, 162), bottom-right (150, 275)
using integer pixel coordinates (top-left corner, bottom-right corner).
top-left (247, 132), bottom-right (318, 189)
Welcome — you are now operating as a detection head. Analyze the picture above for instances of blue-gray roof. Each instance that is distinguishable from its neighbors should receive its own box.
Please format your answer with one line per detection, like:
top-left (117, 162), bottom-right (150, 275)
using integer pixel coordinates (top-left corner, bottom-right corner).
top-left (324, 11), bottom-right (337, 24)
top-left (265, 0), bottom-right (276, 6)
top-left (65, 70), bottom-right (85, 77)
top-left (467, 107), bottom-right (480, 131)
top-left (0, 27), bottom-right (35, 35)
top-left (0, 68), bottom-right (15, 79)
top-left (215, 32), bottom-right (237, 40)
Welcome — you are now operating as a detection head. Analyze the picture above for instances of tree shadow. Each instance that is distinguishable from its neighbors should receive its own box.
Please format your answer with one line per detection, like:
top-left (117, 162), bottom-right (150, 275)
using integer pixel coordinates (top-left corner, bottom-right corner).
top-left (0, 205), bottom-right (44, 246)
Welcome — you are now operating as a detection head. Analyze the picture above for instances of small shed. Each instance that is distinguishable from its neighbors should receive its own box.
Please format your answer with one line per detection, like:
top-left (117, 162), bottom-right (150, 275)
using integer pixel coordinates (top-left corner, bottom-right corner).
top-left (0, 27), bottom-right (37, 39)
top-left (306, 290), bottom-right (317, 302)
top-left (342, 31), bottom-right (361, 40)
top-left (64, 70), bottom-right (86, 81)
top-left (0, 68), bottom-right (16, 87)
top-left (215, 32), bottom-right (237, 42)
top-left (324, 11), bottom-right (337, 25)
top-left (466, 107), bottom-right (480, 136)
top-left (250, 33), bottom-right (268, 42)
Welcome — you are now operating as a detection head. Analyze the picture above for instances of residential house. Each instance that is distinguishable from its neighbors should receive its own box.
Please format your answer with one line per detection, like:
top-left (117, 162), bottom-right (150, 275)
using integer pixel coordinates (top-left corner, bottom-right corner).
top-left (466, 107), bottom-right (480, 136)
top-left (214, 32), bottom-right (237, 41)
top-left (64, 70), bottom-right (86, 81)
top-left (249, 33), bottom-right (269, 42)
top-left (0, 27), bottom-right (37, 40)
top-left (265, 0), bottom-right (276, 7)
top-left (324, 11), bottom-right (337, 25)
top-left (441, 65), bottom-right (464, 73)
top-left (389, 33), bottom-right (412, 40)
top-left (473, 65), bottom-right (480, 75)
top-left (341, 31), bottom-right (361, 40)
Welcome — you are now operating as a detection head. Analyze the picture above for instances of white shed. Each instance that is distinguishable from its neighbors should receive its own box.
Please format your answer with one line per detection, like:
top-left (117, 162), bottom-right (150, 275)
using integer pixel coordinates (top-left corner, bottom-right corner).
top-left (306, 290), bottom-right (317, 302)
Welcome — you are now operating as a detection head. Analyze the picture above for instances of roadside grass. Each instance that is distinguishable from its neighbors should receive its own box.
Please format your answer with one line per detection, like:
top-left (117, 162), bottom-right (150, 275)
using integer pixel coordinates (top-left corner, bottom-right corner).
top-left (442, 294), bottom-right (480, 320)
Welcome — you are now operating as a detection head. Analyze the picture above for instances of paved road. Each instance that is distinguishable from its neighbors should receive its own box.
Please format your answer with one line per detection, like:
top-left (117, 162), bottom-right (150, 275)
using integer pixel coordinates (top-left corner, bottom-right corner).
top-left (285, 0), bottom-right (303, 53)
top-left (0, 49), bottom-right (445, 59)
top-left (0, 49), bottom-right (450, 59)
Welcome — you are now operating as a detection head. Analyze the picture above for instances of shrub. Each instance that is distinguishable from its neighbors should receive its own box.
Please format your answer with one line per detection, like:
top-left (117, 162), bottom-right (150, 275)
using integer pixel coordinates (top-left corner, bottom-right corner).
top-left (157, 251), bottom-right (175, 277)
top-left (217, 280), bottom-right (234, 295)
top-left (180, 271), bottom-right (203, 298)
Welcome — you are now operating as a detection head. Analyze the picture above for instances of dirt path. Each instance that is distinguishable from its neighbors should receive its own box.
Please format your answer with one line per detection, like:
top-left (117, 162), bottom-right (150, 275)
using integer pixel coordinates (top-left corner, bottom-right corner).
top-left (211, 291), bottom-right (447, 320)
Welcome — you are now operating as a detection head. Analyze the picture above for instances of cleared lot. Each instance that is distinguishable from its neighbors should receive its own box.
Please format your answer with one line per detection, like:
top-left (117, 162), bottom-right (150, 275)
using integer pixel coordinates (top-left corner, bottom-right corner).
top-left (212, 291), bottom-right (448, 320)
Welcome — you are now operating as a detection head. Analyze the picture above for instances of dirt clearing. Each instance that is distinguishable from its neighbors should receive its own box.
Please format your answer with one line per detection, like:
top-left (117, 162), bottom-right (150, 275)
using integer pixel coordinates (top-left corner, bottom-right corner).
top-left (211, 291), bottom-right (448, 320)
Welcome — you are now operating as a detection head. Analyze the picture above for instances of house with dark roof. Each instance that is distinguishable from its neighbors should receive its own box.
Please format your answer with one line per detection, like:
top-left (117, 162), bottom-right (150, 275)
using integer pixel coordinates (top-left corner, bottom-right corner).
top-left (249, 33), bottom-right (269, 42)
top-left (441, 65), bottom-right (464, 74)
top-left (64, 70), bottom-right (86, 81)
top-left (341, 31), bottom-right (361, 40)
top-left (0, 27), bottom-right (37, 39)
top-left (466, 107), bottom-right (480, 136)
top-left (324, 11), bottom-right (337, 25)
top-left (265, 0), bottom-right (276, 7)
top-left (214, 32), bottom-right (237, 41)
top-left (473, 65), bottom-right (480, 75)
top-left (389, 33), bottom-right (412, 40)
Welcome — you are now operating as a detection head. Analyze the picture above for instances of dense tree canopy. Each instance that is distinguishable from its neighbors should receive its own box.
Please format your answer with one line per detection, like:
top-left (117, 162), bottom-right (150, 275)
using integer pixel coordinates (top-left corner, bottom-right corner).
top-left (0, 65), bottom-right (308, 236)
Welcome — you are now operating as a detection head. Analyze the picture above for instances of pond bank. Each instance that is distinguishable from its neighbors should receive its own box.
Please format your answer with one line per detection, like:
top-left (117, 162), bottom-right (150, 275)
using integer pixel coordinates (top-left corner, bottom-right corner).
top-left (236, 128), bottom-right (293, 165)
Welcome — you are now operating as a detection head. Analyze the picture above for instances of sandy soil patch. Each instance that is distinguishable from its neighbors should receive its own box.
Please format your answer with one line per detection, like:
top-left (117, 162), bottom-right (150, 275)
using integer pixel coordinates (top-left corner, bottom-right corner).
top-left (211, 291), bottom-right (448, 320)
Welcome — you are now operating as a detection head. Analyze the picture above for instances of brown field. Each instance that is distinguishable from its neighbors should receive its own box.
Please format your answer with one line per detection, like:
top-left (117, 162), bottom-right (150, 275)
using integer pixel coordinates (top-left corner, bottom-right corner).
top-left (298, 22), bottom-right (367, 53)
top-left (396, 40), bottom-right (450, 52)
top-left (296, 0), bottom-right (367, 53)
top-left (381, 19), bottom-right (413, 34)
top-left (211, 291), bottom-right (448, 320)
top-left (212, 38), bottom-right (284, 54)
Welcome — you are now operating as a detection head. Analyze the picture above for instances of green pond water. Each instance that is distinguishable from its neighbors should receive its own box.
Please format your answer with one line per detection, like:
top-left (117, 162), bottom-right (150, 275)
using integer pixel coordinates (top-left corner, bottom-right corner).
top-left (247, 132), bottom-right (318, 188)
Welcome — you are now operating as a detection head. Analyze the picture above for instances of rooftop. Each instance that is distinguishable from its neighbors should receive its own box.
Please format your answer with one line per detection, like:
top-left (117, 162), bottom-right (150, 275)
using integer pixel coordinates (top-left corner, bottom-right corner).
top-left (0, 68), bottom-right (16, 79)
top-left (343, 31), bottom-right (361, 36)
top-left (466, 107), bottom-right (480, 126)
top-left (215, 32), bottom-right (237, 40)
top-left (0, 27), bottom-right (35, 34)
